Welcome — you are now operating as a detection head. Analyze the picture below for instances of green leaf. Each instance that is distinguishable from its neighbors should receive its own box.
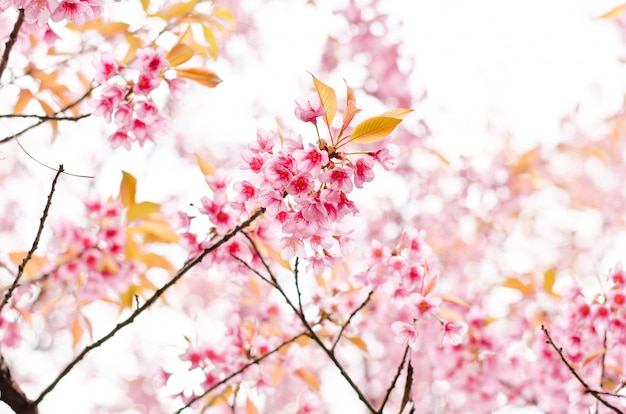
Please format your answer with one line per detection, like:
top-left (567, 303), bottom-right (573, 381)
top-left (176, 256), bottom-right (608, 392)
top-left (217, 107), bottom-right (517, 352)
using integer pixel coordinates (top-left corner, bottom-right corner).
top-left (310, 73), bottom-right (337, 127)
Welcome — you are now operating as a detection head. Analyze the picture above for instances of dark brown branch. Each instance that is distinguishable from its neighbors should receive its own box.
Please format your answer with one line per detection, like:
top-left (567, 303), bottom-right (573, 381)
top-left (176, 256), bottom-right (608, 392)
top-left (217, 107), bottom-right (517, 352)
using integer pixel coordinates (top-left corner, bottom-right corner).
top-left (541, 325), bottom-right (624, 414)
top-left (33, 208), bottom-right (265, 406)
top-left (0, 165), bottom-right (64, 314)
top-left (0, 355), bottom-right (37, 414)
top-left (331, 290), bottom-right (373, 352)
top-left (0, 8), bottom-right (24, 82)
top-left (243, 235), bottom-right (378, 413)
top-left (377, 345), bottom-right (410, 413)
top-left (0, 114), bottom-right (90, 121)
top-left (176, 331), bottom-right (307, 413)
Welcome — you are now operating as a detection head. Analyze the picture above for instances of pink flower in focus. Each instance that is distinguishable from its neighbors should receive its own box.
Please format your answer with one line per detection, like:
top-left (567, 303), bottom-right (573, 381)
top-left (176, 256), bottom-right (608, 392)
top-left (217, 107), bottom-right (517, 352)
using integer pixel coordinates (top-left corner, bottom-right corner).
top-left (293, 144), bottom-right (329, 175)
top-left (371, 141), bottom-right (399, 170)
top-left (352, 157), bottom-right (374, 188)
top-left (294, 96), bottom-right (326, 124)
top-left (391, 321), bottom-right (419, 351)
top-left (136, 47), bottom-right (169, 75)
top-left (319, 166), bottom-right (353, 193)
top-left (286, 173), bottom-right (314, 196)
top-left (442, 321), bottom-right (467, 346)
top-left (411, 293), bottom-right (442, 318)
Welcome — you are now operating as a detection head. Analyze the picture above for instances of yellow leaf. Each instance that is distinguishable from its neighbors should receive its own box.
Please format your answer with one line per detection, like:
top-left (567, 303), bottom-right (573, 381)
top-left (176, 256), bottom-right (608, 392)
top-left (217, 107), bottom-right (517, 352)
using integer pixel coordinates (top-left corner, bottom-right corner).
top-left (122, 33), bottom-right (142, 65)
top-left (142, 253), bottom-right (175, 272)
top-left (310, 73), bottom-right (337, 127)
top-left (119, 171), bottom-right (136, 208)
top-left (127, 201), bottom-right (160, 221)
top-left (166, 43), bottom-right (194, 67)
top-left (502, 277), bottom-right (534, 296)
top-left (140, 0), bottom-right (150, 11)
top-left (100, 22), bottom-right (130, 38)
top-left (177, 25), bottom-right (195, 46)
top-left (176, 67), bottom-right (222, 88)
top-left (124, 238), bottom-right (141, 261)
top-left (195, 152), bottom-right (216, 176)
top-left (295, 335), bottom-right (314, 348)
top-left (600, 3), bottom-right (626, 19)
top-left (159, 0), bottom-right (199, 20)
top-left (378, 108), bottom-right (413, 120)
top-left (202, 25), bottom-right (219, 59)
top-left (350, 116), bottom-right (402, 144)
top-left (131, 218), bottom-right (179, 243)
top-left (295, 368), bottom-right (320, 390)
top-left (37, 98), bottom-right (58, 141)
top-left (272, 362), bottom-right (286, 385)
top-left (211, 6), bottom-right (236, 29)
top-left (347, 336), bottom-right (368, 352)
top-left (14, 89), bottom-right (33, 114)
top-left (543, 268), bottom-right (560, 298)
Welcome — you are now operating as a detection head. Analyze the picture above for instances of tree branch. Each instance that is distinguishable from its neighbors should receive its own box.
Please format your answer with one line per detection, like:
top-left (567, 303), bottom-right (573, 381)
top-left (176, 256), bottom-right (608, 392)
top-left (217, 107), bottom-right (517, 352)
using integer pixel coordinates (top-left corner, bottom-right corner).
top-left (0, 355), bottom-right (37, 414)
top-left (176, 331), bottom-right (307, 413)
top-left (377, 345), bottom-right (410, 413)
top-left (0, 8), bottom-right (24, 82)
top-left (541, 325), bottom-right (625, 414)
top-left (0, 165), bottom-right (64, 314)
top-left (331, 290), bottom-right (373, 352)
top-left (33, 208), bottom-right (265, 406)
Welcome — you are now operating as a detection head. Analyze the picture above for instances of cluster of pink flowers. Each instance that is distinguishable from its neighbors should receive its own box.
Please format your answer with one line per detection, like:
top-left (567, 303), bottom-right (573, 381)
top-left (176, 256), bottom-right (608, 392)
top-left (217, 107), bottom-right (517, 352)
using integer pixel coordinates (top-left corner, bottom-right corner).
top-left (90, 48), bottom-right (181, 149)
top-left (47, 198), bottom-right (142, 300)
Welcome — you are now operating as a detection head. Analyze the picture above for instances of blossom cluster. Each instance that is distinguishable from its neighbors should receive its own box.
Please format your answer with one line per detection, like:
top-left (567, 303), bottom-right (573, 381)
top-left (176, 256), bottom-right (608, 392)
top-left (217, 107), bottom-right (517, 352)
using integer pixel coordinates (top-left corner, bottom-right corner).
top-left (90, 48), bottom-right (182, 149)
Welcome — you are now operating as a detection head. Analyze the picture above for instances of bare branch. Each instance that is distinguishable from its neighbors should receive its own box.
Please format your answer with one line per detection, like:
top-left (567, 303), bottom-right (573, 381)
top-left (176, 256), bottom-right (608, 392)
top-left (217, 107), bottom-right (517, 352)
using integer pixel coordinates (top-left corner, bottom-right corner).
top-left (331, 290), bottom-right (373, 352)
top-left (176, 331), bottom-right (307, 413)
top-left (377, 345), bottom-right (410, 413)
top-left (541, 325), bottom-right (625, 414)
top-left (33, 208), bottom-right (265, 406)
top-left (0, 8), bottom-right (24, 81)
top-left (0, 165), bottom-right (64, 314)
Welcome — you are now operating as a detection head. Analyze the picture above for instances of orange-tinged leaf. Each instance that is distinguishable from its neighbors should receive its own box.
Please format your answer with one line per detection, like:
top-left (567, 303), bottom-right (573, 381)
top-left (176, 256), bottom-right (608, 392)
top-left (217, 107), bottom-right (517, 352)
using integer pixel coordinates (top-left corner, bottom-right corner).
top-left (275, 118), bottom-right (284, 148)
top-left (543, 268), bottom-right (560, 298)
top-left (295, 368), bottom-right (320, 390)
top-left (100, 22), bottom-right (130, 38)
top-left (310, 73), bottom-right (337, 127)
top-left (423, 276), bottom-right (438, 296)
top-left (295, 335), bottom-right (314, 347)
top-left (438, 294), bottom-right (470, 307)
top-left (600, 3), bottom-right (626, 19)
top-left (177, 25), bottom-right (195, 46)
top-left (195, 152), bottom-right (216, 176)
top-left (212, 6), bottom-right (236, 28)
top-left (127, 201), bottom-right (160, 221)
top-left (119, 171), bottom-right (136, 208)
top-left (14, 89), bottom-right (33, 114)
top-left (347, 336), bottom-right (368, 352)
top-left (14, 307), bottom-right (32, 326)
top-left (140, 0), bottom-right (150, 11)
top-left (272, 362), bottom-right (286, 385)
top-left (37, 99), bottom-right (58, 141)
top-left (582, 348), bottom-right (606, 367)
top-left (142, 253), bottom-right (175, 272)
top-left (246, 398), bottom-right (258, 414)
top-left (71, 315), bottom-right (83, 347)
top-left (160, 0), bottom-right (199, 20)
top-left (166, 44), bottom-right (194, 67)
top-left (9, 252), bottom-right (47, 278)
top-left (502, 277), bottom-right (534, 296)
top-left (350, 116), bottom-right (402, 144)
top-left (122, 33), bottom-right (142, 65)
top-left (176, 67), bottom-right (222, 88)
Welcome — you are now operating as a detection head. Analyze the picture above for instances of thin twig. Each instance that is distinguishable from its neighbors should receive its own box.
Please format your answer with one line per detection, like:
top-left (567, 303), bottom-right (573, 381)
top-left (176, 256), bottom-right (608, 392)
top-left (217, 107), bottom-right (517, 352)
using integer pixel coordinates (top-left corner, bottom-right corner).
top-left (541, 325), bottom-right (625, 414)
top-left (176, 331), bottom-right (307, 413)
top-left (33, 208), bottom-right (265, 406)
top-left (294, 257), bottom-right (304, 315)
top-left (243, 236), bottom-right (378, 413)
top-left (0, 8), bottom-right (24, 81)
top-left (331, 290), bottom-right (373, 352)
top-left (377, 345), bottom-right (410, 413)
top-left (0, 165), bottom-right (64, 314)
top-left (0, 114), bottom-right (91, 121)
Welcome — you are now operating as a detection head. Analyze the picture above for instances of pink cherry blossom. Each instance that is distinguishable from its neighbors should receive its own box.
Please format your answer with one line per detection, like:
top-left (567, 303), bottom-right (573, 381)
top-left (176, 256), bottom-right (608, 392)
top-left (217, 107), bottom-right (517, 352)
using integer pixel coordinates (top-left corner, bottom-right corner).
top-left (391, 321), bottom-right (419, 351)
top-left (294, 95), bottom-right (326, 124)
top-left (442, 321), bottom-right (468, 346)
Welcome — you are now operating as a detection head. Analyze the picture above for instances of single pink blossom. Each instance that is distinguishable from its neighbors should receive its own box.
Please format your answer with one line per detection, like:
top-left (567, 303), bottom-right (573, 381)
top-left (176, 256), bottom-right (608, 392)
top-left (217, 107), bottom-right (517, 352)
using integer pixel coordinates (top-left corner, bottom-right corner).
top-left (391, 321), bottom-right (419, 351)
top-left (442, 321), bottom-right (467, 346)
top-left (294, 95), bottom-right (326, 124)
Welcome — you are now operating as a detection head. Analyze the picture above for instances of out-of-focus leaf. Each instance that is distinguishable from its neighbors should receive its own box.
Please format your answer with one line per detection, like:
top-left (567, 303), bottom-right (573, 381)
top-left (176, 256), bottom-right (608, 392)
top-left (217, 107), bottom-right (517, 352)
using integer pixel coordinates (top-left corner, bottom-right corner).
top-left (14, 89), bottom-right (33, 114)
top-left (158, 0), bottom-right (199, 20)
top-left (272, 362), bottom-right (285, 385)
top-left (246, 398), bottom-right (258, 414)
top-left (71, 315), bottom-right (83, 347)
top-left (195, 152), bottom-right (216, 176)
top-left (9, 252), bottom-right (47, 279)
top-left (582, 348), bottom-right (606, 367)
top-left (543, 268), bottom-right (560, 298)
top-left (423, 276), bottom-right (438, 296)
top-left (131, 218), bottom-right (180, 243)
top-left (100, 22), bottom-right (130, 38)
top-left (295, 335), bottom-right (313, 348)
top-left (140, 0), bottom-right (150, 11)
top-left (202, 25), bottom-right (219, 59)
top-left (176, 67), bottom-right (222, 88)
top-left (310, 73), bottom-right (337, 127)
top-left (37, 98), bottom-right (58, 141)
top-left (438, 294), bottom-right (470, 307)
top-left (166, 44), bottom-right (194, 67)
top-left (347, 336), bottom-right (369, 352)
top-left (502, 277), bottom-right (534, 296)
top-left (119, 171), bottom-right (136, 208)
top-left (122, 33), bottom-right (142, 65)
top-left (295, 368), bottom-right (320, 390)
top-left (600, 3), bottom-right (626, 18)
top-left (127, 201), bottom-right (160, 221)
